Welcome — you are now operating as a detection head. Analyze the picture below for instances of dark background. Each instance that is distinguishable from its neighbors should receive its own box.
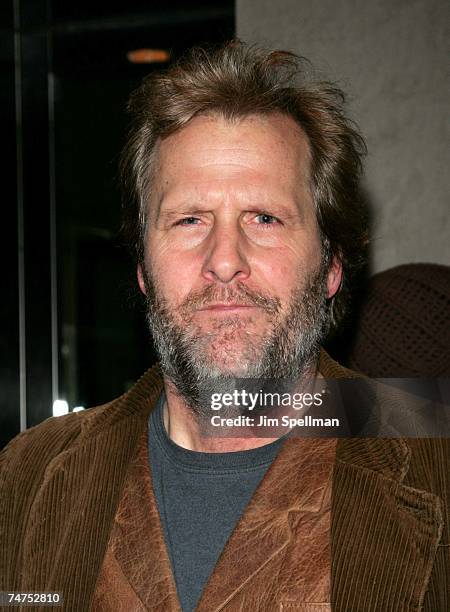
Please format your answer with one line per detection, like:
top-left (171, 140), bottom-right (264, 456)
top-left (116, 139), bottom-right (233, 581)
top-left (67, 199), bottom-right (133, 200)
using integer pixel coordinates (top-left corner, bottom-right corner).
top-left (1, 0), bottom-right (235, 449)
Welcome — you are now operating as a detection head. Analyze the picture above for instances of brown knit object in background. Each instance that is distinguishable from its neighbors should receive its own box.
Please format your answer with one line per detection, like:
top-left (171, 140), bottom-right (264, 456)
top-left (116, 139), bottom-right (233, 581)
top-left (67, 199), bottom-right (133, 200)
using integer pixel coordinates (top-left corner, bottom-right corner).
top-left (348, 263), bottom-right (450, 377)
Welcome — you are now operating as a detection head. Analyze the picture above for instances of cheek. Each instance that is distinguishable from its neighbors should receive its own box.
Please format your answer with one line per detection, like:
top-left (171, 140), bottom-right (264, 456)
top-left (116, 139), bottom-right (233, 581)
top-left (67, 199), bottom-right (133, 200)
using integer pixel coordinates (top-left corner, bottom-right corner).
top-left (252, 236), bottom-right (321, 293)
top-left (146, 241), bottom-right (199, 305)
top-left (251, 251), bottom-right (300, 302)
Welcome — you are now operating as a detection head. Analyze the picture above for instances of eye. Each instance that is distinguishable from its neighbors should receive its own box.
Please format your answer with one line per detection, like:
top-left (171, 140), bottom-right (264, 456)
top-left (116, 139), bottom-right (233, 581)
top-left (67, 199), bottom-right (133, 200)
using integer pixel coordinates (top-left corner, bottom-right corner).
top-left (176, 216), bottom-right (201, 226)
top-left (255, 213), bottom-right (279, 225)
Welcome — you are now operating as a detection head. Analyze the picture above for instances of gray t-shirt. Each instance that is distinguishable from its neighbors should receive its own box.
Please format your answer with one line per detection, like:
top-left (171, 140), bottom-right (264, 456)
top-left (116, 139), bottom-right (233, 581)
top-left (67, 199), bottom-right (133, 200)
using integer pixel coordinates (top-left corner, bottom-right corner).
top-left (148, 395), bottom-right (283, 612)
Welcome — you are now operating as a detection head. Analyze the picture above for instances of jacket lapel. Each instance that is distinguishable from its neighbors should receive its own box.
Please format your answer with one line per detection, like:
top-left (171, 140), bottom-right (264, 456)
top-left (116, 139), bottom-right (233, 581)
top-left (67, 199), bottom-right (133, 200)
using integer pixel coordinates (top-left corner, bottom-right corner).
top-left (22, 366), bottom-right (164, 611)
top-left (196, 438), bottom-right (337, 611)
top-left (93, 428), bottom-right (181, 611)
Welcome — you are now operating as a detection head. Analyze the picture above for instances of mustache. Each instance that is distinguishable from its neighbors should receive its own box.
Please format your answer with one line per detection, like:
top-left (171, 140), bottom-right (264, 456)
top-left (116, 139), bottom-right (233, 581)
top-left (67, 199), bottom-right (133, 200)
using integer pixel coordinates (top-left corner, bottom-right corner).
top-left (178, 282), bottom-right (281, 316)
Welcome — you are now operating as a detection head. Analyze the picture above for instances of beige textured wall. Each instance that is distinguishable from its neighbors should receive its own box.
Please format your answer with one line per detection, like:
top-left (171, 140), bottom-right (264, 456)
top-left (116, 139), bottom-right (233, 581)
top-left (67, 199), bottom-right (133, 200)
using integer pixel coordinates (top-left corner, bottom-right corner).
top-left (237, 0), bottom-right (449, 272)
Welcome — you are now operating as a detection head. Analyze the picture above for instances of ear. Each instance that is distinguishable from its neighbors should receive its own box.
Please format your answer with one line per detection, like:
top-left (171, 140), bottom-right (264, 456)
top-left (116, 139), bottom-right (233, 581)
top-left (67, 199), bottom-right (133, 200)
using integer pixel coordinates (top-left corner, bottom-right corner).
top-left (326, 255), bottom-right (343, 299)
top-left (137, 264), bottom-right (147, 295)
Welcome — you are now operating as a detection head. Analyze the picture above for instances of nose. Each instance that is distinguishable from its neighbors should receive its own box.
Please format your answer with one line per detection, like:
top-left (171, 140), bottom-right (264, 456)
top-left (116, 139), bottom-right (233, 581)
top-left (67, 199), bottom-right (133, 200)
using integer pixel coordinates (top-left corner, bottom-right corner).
top-left (201, 220), bottom-right (250, 284)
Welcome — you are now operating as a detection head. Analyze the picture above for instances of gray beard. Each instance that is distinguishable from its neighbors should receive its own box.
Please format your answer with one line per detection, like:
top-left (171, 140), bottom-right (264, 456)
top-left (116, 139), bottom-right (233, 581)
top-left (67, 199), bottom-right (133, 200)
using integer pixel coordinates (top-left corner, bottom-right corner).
top-left (143, 263), bottom-right (330, 419)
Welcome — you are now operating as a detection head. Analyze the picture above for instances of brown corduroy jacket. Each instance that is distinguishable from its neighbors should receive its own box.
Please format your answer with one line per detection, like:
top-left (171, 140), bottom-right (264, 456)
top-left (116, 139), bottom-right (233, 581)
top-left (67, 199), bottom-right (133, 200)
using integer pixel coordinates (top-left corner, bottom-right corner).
top-left (0, 351), bottom-right (448, 611)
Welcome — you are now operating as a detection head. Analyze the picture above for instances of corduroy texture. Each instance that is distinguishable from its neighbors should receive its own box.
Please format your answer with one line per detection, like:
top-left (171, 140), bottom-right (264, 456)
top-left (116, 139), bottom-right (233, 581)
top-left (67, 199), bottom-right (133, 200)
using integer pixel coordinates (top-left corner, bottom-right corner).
top-left (349, 263), bottom-right (450, 377)
top-left (332, 438), bottom-right (445, 611)
top-left (0, 350), bottom-right (448, 611)
top-left (0, 369), bottom-right (164, 611)
top-left (403, 438), bottom-right (449, 612)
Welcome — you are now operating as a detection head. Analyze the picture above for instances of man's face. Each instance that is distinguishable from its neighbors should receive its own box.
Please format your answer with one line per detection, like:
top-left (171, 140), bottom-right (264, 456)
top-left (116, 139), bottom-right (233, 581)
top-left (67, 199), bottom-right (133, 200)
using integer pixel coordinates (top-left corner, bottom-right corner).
top-left (138, 113), bottom-right (341, 398)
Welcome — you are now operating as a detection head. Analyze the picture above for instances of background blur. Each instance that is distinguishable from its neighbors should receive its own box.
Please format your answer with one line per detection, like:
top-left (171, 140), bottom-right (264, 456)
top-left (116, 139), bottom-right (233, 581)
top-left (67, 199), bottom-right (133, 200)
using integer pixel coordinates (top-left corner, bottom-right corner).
top-left (1, 0), bottom-right (448, 449)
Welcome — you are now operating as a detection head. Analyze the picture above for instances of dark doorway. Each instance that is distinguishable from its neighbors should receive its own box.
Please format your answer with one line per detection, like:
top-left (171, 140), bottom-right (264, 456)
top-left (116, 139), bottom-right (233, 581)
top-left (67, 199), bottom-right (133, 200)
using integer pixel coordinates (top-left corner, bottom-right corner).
top-left (1, 0), bottom-right (235, 448)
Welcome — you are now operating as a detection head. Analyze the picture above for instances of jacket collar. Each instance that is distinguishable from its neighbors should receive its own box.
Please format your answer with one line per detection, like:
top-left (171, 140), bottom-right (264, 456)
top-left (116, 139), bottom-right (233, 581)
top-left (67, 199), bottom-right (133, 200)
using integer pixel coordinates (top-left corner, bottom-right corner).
top-left (76, 348), bottom-right (411, 483)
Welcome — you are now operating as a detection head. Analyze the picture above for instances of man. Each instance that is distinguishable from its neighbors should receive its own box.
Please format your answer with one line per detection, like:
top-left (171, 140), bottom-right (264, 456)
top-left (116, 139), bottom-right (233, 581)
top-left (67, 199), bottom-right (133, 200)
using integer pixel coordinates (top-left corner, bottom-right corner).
top-left (0, 42), bottom-right (448, 611)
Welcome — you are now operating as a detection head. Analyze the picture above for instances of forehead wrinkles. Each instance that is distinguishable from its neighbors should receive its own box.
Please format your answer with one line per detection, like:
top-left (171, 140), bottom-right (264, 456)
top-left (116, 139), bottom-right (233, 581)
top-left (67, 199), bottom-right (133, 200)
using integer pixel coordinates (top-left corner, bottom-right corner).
top-left (163, 113), bottom-right (311, 174)
top-left (147, 114), bottom-right (314, 221)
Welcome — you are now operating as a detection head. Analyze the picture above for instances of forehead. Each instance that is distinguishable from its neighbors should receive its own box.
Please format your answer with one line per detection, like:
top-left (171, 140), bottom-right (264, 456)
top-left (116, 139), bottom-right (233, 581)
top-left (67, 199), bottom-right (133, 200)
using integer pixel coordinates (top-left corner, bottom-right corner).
top-left (154, 112), bottom-right (312, 195)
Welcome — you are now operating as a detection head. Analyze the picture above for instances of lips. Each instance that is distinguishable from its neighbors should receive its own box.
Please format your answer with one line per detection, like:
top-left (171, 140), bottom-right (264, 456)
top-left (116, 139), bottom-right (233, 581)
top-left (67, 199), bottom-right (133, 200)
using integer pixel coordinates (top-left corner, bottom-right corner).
top-left (197, 303), bottom-right (256, 311)
top-left (179, 282), bottom-right (281, 317)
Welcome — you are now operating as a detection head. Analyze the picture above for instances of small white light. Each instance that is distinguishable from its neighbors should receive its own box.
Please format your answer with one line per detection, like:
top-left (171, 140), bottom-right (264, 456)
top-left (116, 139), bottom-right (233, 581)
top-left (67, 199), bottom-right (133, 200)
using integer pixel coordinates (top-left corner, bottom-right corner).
top-left (72, 406), bottom-right (85, 412)
top-left (53, 399), bottom-right (69, 417)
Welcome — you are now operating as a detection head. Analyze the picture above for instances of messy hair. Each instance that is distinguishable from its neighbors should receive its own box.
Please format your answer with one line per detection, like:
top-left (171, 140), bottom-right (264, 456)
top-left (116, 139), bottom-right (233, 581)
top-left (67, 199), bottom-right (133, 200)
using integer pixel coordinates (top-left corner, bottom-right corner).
top-left (119, 40), bottom-right (368, 328)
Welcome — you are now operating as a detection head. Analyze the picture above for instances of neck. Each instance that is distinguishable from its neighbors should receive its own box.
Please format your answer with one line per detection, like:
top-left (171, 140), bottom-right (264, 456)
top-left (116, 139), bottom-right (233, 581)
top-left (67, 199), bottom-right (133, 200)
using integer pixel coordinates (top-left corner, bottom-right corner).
top-left (162, 361), bottom-right (320, 452)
